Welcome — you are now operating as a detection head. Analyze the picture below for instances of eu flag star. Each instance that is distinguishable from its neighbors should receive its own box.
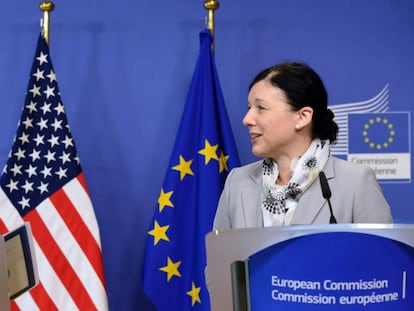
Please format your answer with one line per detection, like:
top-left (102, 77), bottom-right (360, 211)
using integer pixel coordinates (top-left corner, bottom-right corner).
top-left (172, 155), bottom-right (194, 180)
top-left (148, 220), bottom-right (170, 246)
top-left (218, 150), bottom-right (230, 173)
top-left (198, 139), bottom-right (219, 164)
top-left (158, 188), bottom-right (174, 213)
top-left (159, 257), bottom-right (182, 282)
top-left (186, 281), bottom-right (201, 306)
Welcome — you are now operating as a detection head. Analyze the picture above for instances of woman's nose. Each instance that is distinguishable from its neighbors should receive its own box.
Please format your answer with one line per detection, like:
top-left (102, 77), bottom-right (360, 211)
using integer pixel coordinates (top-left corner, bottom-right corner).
top-left (242, 110), bottom-right (253, 127)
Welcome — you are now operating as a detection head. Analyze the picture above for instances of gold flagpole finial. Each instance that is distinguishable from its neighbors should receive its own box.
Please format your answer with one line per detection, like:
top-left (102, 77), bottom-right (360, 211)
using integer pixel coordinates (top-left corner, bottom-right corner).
top-left (203, 0), bottom-right (219, 37)
top-left (203, 0), bottom-right (219, 52)
top-left (39, 1), bottom-right (55, 45)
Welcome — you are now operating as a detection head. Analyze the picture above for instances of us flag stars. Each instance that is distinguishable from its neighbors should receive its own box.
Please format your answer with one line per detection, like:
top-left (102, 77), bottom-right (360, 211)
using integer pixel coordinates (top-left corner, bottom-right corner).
top-left (1, 48), bottom-right (81, 217)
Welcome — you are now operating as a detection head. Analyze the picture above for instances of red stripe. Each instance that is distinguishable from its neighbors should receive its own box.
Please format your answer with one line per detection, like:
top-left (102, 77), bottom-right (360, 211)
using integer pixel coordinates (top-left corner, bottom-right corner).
top-left (0, 218), bottom-right (8, 234)
top-left (29, 282), bottom-right (58, 311)
top-left (49, 185), bottom-right (106, 287)
top-left (0, 219), bottom-right (54, 310)
top-left (77, 173), bottom-right (90, 196)
top-left (10, 301), bottom-right (20, 311)
top-left (24, 210), bottom-right (97, 310)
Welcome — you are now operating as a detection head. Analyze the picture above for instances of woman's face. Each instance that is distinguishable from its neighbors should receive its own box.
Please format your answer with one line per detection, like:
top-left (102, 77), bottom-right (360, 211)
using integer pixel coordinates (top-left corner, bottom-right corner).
top-left (243, 80), bottom-right (299, 159)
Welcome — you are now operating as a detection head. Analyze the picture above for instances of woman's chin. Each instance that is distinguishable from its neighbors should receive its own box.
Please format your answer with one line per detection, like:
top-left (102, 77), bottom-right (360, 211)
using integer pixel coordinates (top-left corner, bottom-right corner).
top-left (251, 148), bottom-right (267, 158)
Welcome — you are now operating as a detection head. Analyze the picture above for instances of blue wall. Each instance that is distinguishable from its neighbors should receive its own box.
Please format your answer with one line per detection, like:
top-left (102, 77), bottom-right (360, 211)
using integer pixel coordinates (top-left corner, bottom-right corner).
top-left (0, 1), bottom-right (413, 310)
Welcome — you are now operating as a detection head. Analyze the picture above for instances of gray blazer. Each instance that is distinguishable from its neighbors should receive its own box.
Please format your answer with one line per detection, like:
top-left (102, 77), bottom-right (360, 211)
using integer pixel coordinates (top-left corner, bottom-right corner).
top-left (213, 156), bottom-right (393, 230)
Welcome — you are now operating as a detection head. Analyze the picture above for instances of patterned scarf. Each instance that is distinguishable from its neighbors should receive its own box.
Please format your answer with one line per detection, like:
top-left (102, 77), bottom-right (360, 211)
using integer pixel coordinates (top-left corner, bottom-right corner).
top-left (262, 139), bottom-right (330, 215)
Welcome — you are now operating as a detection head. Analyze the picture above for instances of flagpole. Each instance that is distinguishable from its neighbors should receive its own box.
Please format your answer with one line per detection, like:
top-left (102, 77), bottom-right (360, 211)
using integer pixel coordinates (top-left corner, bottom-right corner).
top-left (203, 0), bottom-right (219, 52)
top-left (39, 1), bottom-right (55, 45)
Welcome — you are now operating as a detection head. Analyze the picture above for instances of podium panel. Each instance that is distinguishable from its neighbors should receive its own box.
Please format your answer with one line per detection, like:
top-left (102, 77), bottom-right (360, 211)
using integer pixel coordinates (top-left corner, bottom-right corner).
top-left (206, 224), bottom-right (414, 311)
top-left (0, 237), bottom-right (10, 311)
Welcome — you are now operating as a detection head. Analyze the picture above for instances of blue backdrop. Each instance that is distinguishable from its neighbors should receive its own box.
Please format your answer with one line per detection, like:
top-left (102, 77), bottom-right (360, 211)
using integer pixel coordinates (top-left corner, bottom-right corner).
top-left (0, 1), bottom-right (413, 310)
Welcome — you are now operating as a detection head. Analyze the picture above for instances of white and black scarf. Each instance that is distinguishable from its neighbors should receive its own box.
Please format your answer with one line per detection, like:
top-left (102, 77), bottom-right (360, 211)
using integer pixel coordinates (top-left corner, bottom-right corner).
top-left (262, 139), bottom-right (330, 215)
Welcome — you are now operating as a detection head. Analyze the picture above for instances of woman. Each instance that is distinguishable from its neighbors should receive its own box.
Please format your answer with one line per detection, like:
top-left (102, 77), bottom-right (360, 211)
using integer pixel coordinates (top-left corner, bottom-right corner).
top-left (213, 62), bottom-right (393, 229)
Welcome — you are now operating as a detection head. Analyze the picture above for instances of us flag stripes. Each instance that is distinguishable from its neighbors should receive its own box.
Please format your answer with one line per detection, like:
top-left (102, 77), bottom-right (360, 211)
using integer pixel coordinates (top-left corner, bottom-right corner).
top-left (0, 34), bottom-right (108, 310)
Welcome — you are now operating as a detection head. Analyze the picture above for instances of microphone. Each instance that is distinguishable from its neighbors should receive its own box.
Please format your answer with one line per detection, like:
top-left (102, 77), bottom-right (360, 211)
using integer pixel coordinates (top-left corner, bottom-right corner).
top-left (319, 171), bottom-right (337, 224)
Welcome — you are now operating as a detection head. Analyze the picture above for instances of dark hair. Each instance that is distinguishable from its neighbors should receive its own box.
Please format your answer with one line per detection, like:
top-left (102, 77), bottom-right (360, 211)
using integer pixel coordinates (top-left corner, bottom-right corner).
top-left (249, 61), bottom-right (338, 143)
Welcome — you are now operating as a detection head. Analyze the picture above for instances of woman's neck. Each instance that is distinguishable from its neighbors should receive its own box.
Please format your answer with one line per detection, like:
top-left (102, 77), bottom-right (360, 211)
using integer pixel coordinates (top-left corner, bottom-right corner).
top-left (273, 138), bottom-right (313, 185)
top-left (275, 158), bottom-right (293, 185)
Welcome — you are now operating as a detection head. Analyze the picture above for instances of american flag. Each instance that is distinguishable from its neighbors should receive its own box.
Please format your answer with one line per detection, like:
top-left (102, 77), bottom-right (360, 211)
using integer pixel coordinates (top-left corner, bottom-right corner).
top-left (0, 34), bottom-right (108, 310)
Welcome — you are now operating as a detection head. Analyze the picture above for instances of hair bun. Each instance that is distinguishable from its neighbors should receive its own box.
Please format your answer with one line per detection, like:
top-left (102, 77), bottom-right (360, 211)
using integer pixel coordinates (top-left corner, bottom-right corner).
top-left (326, 108), bottom-right (335, 121)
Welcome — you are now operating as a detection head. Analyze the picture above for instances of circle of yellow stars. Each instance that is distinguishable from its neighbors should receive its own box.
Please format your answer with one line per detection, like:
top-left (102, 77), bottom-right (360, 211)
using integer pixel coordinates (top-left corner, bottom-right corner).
top-left (147, 139), bottom-right (231, 307)
top-left (362, 116), bottom-right (395, 150)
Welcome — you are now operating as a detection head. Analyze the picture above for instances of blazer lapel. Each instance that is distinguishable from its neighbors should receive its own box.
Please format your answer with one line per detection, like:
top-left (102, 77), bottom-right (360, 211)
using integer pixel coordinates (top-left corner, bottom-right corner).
top-left (290, 157), bottom-right (335, 224)
top-left (241, 162), bottom-right (264, 227)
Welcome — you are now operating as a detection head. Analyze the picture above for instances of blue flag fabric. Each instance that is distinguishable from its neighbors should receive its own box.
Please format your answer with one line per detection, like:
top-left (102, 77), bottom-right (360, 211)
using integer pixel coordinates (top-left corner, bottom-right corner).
top-left (142, 29), bottom-right (240, 310)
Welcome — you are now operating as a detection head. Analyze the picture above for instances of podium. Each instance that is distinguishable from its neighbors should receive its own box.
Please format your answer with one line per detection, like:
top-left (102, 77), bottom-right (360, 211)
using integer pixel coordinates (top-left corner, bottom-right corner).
top-left (206, 224), bottom-right (414, 311)
top-left (0, 223), bottom-right (39, 310)
top-left (0, 237), bottom-right (9, 310)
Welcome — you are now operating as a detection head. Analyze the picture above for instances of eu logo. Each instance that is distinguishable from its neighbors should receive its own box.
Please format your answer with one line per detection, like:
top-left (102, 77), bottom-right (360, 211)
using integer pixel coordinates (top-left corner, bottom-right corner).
top-left (348, 112), bottom-right (410, 154)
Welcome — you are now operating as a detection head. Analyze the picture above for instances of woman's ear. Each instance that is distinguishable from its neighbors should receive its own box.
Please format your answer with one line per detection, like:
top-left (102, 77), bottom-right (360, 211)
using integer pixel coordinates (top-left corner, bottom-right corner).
top-left (295, 106), bottom-right (313, 129)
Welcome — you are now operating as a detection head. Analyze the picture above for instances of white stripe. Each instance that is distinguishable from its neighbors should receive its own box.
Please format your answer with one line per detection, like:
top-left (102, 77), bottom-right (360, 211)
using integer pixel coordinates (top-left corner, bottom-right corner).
top-left (0, 189), bottom-right (40, 310)
top-left (37, 198), bottom-right (107, 310)
top-left (15, 239), bottom-right (75, 310)
top-left (63, 177), bottom-right (101, 243)
top-left (0, 187), bottom-right (24, 229)
top-left (330, 84), bottom-right (389, 112)
top-left (29, 238), bottom-right (78, 310)
top-left (13, 291), bottom-right (40, 311)
top-left (0, 186), bottom-right (107, 310)
top-left (0, 189), bottom-right (75, 309)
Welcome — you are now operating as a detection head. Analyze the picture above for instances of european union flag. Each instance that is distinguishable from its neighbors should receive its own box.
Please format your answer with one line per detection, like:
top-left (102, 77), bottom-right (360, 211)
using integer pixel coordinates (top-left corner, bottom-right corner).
top-left (142, 29), bottom-right (240, 311)
top-left (348, 112), bottom-right (410, 153)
